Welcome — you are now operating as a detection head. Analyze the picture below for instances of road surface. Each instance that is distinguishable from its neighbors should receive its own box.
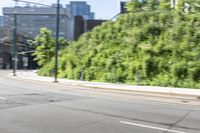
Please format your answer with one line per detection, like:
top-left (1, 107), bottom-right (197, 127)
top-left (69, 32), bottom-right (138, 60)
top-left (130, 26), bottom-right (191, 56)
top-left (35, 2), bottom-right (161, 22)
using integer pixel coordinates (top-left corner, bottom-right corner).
top-left (0, 70), bottom-right (200, 133)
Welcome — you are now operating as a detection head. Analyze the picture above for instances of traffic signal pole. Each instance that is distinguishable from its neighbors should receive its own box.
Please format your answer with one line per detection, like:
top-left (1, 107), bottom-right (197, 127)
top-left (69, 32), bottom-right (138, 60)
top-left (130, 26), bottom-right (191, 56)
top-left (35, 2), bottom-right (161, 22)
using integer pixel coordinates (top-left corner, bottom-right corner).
top-left (13, 13), bottom-right (17, 76)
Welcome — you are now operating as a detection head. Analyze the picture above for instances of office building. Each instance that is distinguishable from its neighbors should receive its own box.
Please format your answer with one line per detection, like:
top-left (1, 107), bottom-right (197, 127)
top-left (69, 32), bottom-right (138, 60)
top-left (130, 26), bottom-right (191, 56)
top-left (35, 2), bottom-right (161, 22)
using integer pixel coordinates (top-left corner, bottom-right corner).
top-left (0, 27), bottom-right (37, 69)
top-left (3, 5), bottom-right (71, 39)
top-left (67, 1), bottom-right (95, 20)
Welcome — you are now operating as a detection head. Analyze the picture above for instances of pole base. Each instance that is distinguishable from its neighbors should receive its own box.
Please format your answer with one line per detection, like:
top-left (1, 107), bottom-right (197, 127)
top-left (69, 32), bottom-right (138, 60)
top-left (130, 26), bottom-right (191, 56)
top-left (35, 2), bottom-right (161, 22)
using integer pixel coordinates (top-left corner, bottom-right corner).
top-left (53, 80), bottom-right (59, 83)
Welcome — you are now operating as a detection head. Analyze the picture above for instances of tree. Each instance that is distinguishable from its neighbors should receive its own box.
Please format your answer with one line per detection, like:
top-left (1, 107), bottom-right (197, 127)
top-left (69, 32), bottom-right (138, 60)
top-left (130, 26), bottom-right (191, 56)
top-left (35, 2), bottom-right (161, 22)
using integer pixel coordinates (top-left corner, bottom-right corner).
top-left (38, 0), bottom-right (200, 89)
top-left (126, 0), bottom-right (141, 12)
top-left (147, 0), bottom-right (159, 10)
top-left (159, 0), bottom-right (171, 10)
top-left (176, 0), bottom-right (185, 12)
top-left (32, 27), bottom-right (54, 67)
top-left (188, 0), bottom-right (200, 12)
top-left (59, 37), bottom-right (70, 49)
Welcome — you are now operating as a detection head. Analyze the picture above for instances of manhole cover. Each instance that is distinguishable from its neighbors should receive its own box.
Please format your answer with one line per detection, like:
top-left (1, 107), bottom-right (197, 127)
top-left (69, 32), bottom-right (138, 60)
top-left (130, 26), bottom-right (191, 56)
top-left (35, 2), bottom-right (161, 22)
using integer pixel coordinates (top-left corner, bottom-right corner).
top-left (24, 93), bottom-right (43, 96)
top-left (48, 99), bottom-right (60, 103)
top-left (181, 100), bottom-right (189, 103)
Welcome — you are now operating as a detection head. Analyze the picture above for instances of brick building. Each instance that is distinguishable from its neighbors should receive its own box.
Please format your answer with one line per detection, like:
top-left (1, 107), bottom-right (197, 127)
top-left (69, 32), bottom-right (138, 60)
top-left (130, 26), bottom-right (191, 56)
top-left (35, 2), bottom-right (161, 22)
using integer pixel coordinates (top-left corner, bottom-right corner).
top-left (74, 16), bottom-right (105, 40)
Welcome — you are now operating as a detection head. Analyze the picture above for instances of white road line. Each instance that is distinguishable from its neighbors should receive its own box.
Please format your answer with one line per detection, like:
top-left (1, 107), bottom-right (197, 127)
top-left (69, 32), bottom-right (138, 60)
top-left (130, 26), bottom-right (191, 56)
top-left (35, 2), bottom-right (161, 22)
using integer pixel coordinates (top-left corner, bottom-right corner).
top-left (0, 96), bottom-right (7, 100)
top-left (119, 121), bottom-right (188, 133)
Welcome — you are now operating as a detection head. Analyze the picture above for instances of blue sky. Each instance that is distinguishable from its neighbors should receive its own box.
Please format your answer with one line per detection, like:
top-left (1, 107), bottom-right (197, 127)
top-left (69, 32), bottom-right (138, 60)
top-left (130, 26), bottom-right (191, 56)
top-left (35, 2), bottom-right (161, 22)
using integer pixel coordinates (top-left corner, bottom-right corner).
top-left (0, 0), bottom-right (128, 19)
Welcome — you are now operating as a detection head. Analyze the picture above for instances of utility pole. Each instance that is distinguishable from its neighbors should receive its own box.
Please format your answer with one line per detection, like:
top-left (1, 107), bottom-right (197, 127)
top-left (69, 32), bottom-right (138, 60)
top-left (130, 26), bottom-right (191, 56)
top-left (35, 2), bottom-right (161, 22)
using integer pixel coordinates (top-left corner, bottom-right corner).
top-left (54, 0), bottom-right (60, 82)
top-left (12, 0), bottom-right (62, 80)
top-left (13, 13), bottom-right (17, 76)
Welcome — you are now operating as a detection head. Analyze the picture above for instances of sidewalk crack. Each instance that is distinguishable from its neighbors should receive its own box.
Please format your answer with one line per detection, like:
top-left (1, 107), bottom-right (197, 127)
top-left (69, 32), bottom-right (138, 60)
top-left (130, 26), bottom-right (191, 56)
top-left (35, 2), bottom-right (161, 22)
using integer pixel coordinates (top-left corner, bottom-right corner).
top-left (164, 110), bottom-right (193, 133)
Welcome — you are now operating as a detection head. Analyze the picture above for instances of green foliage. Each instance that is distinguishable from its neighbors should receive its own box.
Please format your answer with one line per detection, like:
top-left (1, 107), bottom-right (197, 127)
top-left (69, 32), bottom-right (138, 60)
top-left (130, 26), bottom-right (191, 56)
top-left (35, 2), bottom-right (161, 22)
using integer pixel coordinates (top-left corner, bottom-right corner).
top-left (32, 27), bottom-right (69, 67)
top-left (147, 0), bottom-right (159, 10)
top-left (176, 0), bottom-right (185, 12)
top-left (38, 1), bottom-right (200, 89)
top-left (159, 0), bottom-right (171, 10)
top-left (126, 0), bottom-right (141, 12)
top-left (188, 0), bottom-right (200, 12)
top-left (32, 27), bottom-right (54, 67)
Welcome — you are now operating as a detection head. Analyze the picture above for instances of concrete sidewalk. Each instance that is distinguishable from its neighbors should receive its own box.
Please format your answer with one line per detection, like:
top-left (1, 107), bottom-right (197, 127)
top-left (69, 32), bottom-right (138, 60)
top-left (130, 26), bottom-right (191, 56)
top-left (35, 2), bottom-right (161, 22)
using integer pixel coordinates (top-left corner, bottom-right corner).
top-left (10, 70), bottom-right (200, 97)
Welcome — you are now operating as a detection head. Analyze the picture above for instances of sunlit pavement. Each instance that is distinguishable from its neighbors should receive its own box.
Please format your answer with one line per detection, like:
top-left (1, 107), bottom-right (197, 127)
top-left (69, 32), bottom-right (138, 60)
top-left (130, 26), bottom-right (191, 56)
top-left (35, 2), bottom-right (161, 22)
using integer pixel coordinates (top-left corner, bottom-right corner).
top-left (0, 70), bottom-right (200, 133)
top-left (9, 70), bottom-right (200, 97)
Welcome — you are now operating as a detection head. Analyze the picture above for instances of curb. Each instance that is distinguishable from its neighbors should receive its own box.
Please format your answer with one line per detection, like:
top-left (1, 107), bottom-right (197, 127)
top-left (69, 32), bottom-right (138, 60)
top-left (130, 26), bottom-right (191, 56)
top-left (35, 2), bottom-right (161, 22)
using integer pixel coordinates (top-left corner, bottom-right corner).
top-left (7, 71), bottom-right (200, 98)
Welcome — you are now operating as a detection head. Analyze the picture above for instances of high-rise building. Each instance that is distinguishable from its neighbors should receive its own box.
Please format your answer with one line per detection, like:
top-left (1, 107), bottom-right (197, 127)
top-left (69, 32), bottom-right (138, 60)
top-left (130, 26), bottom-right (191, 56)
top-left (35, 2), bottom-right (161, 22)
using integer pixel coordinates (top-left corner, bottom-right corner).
top-left (3, 5), bottom-right (71, 39)
top-left (67, 1), bottom-right (95, 20)
top-left (0, 16), bottom-right (4, 27)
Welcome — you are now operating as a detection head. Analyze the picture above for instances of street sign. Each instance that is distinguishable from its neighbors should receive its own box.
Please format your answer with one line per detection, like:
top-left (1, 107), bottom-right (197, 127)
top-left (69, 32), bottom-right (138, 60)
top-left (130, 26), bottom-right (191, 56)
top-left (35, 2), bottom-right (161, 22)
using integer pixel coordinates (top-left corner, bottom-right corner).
top-left (23, 57), bottom-right (28, 67)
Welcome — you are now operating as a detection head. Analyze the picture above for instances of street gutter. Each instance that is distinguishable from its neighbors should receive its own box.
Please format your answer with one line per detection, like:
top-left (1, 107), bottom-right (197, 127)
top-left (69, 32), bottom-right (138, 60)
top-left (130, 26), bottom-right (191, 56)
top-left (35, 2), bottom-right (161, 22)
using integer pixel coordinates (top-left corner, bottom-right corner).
top-left (6, 70), bottom-right (200, 98)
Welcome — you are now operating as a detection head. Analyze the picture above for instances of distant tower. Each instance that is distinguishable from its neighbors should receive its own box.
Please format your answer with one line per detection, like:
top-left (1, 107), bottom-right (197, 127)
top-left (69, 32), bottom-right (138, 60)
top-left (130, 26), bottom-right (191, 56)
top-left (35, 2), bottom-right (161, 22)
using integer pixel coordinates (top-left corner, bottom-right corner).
top-left (66, 1), bottom-right (95, 20)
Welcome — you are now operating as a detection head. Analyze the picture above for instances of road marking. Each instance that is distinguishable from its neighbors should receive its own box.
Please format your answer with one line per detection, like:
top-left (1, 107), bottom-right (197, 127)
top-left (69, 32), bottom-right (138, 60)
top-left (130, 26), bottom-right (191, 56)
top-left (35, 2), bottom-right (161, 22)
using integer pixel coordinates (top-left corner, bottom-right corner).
top-left (119, 121), bottom-right (188, 133)
top-left (0, 96), bottom-right (7, 100)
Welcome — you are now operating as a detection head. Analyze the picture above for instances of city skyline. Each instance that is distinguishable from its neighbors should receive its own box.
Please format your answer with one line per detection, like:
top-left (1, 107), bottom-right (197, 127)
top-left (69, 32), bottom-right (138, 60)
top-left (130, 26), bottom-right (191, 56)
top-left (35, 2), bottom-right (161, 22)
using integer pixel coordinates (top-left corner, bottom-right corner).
top-left (67, 1), bottom-right (94, 19)
top-left (0, 0), bottom-right (128, 19)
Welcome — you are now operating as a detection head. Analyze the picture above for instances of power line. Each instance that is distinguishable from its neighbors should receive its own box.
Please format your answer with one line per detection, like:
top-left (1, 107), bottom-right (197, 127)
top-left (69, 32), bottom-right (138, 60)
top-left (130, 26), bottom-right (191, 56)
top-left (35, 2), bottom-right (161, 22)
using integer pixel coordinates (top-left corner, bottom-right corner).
top-left (11, 0), bottom-right (71, 17)
top-left (12, 0), bottom-right (52, 7)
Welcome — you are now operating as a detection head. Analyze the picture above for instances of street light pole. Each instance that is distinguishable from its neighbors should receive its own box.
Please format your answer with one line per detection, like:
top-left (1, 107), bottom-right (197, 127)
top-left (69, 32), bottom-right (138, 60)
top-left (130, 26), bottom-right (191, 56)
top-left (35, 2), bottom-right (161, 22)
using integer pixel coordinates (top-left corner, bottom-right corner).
top-left (13, 13), bottom-right (17, 76)
top-left (54, 0), bottom-right (60, 82)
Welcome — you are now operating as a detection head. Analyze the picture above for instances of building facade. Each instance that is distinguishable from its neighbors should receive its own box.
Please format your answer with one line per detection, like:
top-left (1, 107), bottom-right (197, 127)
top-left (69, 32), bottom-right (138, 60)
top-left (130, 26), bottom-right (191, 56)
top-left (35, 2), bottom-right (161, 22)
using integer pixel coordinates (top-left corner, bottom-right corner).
top-left (74, 16), bottom-right (105, 40)
top-left (3, 5), bottom-right (71, 39)
top-left (67, 1), bottom-right (95, 20)
top-left (0, 27), bottom-right (37, 69)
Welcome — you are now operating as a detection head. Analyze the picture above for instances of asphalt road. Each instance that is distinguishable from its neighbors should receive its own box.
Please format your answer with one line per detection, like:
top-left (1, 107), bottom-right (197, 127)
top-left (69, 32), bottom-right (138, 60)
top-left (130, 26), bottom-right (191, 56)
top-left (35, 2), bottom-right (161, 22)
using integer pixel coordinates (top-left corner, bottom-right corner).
top-left (0, 70), bottom-right (200, 133)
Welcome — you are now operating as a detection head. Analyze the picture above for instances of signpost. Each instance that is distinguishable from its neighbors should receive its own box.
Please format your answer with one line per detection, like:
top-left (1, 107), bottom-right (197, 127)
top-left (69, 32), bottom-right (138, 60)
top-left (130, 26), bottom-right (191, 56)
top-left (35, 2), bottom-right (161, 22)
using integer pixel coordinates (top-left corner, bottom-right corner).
top-left (0, 49), bottom-right (3, 69)
top-left (54, 0), bottom-right (60, 82)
